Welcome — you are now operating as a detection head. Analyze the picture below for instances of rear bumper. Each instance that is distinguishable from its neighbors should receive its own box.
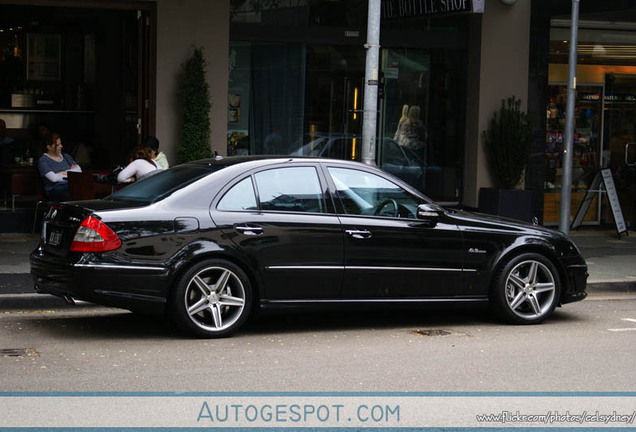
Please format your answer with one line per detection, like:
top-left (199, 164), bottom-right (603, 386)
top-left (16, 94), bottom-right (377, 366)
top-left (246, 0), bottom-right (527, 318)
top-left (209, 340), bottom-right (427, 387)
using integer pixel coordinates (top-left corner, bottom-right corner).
top-left (30, 250), bottom-right (170, 314)
top-left (561, 263), bottom-right (588, 304)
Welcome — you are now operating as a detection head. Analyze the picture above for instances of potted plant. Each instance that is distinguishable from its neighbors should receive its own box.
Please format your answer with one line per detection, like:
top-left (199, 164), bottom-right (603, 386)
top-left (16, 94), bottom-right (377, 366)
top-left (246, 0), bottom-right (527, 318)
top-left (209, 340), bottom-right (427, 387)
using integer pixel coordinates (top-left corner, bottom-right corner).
top-left (479, 96), bottom-right (534, 222)
top-left (177, 46), bottom-right (212, 164)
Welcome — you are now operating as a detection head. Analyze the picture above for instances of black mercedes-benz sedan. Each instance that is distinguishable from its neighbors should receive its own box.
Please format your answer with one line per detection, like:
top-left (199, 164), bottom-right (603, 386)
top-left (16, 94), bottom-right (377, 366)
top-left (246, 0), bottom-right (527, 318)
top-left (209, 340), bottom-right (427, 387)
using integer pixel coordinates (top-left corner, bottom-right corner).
top-left (30, 156), bottom-right (588, 338)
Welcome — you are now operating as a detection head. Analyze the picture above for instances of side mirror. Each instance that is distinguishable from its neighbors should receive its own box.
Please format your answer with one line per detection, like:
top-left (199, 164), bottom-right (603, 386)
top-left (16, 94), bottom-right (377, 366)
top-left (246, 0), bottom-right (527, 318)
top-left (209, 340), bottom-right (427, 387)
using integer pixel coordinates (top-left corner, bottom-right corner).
top-left (417, 203), bottom-right (441, 222)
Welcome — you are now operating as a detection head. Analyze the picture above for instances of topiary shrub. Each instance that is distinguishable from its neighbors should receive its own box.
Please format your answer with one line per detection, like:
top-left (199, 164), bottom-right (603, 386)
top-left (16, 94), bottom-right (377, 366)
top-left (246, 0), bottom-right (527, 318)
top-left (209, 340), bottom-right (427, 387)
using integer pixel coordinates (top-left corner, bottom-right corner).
top-left (177, 46), bottom-right (212, 164)
top-left (482, 96), bottom-right (534, 189)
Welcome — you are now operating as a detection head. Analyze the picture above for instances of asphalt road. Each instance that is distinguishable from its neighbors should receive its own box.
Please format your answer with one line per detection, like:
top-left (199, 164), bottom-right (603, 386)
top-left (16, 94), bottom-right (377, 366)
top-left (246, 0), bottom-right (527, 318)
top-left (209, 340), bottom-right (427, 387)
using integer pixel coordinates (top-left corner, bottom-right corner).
top-left (1, 293), bottom-right (635, 392)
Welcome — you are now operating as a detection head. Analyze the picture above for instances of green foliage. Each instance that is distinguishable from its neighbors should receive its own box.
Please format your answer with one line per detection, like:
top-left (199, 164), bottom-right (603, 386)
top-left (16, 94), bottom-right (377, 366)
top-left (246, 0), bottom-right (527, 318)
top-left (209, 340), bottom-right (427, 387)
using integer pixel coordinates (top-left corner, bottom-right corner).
top-left (177, 46), bottom-right (212, 164)
top-left (482, 96), bottom-right (534, 190)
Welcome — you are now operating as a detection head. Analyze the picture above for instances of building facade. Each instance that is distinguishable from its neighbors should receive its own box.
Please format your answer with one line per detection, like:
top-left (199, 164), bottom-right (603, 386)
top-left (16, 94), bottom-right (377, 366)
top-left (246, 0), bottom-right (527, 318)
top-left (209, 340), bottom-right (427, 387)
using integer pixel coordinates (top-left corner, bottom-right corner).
top-left (1, 0), bottom-right (635, 229)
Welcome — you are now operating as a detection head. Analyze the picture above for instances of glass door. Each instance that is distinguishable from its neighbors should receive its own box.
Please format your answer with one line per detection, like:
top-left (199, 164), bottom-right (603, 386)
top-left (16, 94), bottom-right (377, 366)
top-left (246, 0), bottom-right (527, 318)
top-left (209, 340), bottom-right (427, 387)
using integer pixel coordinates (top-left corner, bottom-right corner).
top-left (303, 44), bottom-right (364, 160)
top-left (603, 73), bottom-right (636, 228)
top-left (122, 9), bottom-right (153, 151)
top-left (378, 47), bottom-right (466, 202)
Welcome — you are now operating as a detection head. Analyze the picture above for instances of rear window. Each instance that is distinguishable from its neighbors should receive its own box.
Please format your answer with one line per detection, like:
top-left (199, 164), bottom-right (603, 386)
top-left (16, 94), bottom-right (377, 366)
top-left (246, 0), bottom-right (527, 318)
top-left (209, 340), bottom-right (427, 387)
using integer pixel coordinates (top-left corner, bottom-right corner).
top-left (109, 164), bottom-right (218, 203)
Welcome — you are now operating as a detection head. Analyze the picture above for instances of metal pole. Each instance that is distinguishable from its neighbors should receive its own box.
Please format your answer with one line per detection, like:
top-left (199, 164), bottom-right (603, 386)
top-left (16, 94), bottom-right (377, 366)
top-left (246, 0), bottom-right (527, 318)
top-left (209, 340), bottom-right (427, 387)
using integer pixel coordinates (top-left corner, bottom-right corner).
top-left (559, 0), bottom-right (580, 234)
top-left (361, 0), bottom-right (381, 166)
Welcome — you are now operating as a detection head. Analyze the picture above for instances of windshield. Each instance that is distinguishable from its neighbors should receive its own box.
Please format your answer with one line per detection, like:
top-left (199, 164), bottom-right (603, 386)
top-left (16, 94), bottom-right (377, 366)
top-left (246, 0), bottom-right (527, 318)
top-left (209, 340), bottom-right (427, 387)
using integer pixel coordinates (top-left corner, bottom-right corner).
top-left (109, 164), bottom-right (218, 203)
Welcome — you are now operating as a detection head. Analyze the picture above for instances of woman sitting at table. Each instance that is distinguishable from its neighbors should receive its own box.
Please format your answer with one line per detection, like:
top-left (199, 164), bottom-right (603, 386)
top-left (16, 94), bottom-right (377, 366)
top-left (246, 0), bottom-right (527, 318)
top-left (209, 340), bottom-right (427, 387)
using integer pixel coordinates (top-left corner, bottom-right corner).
top-left (117, 145), bottom-right (163, 183)
top-left (37, 133), bottom-right (82, 201)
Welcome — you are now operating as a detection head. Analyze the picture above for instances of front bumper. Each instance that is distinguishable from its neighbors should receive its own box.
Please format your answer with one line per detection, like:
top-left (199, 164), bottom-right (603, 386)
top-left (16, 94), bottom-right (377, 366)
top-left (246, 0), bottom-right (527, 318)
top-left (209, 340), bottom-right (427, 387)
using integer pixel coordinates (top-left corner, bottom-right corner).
top-left (561, 263), bottom-right (588, 304)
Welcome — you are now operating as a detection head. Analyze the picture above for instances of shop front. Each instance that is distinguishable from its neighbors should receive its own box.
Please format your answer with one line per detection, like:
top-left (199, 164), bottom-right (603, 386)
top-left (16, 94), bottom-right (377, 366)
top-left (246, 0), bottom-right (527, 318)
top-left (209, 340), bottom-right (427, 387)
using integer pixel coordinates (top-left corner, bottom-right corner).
top-left (228, 1), bottom-right (472, 203)
top-left (0, 1), bottom-right (154, 171)
top-left (544, 19), bottom-right (636, 228)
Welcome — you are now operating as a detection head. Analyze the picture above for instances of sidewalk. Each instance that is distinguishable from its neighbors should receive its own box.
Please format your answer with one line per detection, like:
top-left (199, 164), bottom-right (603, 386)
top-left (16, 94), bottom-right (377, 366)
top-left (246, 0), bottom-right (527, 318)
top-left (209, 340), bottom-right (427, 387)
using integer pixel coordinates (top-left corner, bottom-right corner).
top-left (1, 229), bottom-right (635, 295)
top-left (568, 228), bottom-right (636, 294)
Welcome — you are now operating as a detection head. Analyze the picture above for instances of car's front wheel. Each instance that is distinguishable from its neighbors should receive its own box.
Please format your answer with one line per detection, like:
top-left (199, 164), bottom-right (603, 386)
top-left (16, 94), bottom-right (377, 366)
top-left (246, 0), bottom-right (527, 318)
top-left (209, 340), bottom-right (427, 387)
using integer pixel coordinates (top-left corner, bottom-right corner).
top-left (491, 252), bottom-right (561, 324)
top-left (170, 259), bottom-right (252, 338)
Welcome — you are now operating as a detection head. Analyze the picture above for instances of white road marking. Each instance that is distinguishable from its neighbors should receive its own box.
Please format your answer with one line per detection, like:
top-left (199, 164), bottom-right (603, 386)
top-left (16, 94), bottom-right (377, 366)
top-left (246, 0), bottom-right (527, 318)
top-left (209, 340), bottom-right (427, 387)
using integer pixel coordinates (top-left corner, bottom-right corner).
top-left (608, 318), bottom-right (636, 332)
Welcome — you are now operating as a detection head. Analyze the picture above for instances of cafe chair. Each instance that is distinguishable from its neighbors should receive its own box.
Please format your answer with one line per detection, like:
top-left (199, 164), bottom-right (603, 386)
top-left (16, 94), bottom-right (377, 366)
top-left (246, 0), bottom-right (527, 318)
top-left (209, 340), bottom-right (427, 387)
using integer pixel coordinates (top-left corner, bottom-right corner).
top-left (9, 170), bottom-right (37, 211)
top-left (32, 173), bottom-right (48, 233)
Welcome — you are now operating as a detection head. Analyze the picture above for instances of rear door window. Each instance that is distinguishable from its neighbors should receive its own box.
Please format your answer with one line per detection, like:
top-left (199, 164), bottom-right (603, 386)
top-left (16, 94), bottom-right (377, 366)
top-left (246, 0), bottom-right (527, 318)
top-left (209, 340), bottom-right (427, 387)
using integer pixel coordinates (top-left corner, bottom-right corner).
top-left (217, 177), bottom-right (257, 211)
top-left (254, 167), bottom-right (325, 213)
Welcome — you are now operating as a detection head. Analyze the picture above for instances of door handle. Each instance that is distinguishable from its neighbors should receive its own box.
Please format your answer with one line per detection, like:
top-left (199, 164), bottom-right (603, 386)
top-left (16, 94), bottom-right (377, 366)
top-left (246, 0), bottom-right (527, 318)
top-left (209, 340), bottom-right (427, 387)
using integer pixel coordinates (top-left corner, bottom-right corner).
top-left (235, 225), bottom-right (264, 236)
top-left (626, 142), bottom-right (636, 167)
top-left (345, 229), bottom-right (372, 239)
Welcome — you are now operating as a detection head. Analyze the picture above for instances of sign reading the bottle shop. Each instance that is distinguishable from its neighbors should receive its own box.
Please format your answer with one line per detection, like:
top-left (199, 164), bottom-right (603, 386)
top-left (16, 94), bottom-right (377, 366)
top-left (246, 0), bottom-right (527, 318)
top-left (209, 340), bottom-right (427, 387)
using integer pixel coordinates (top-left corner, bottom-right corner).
top-left (382, 0), bottom-right (484, 19)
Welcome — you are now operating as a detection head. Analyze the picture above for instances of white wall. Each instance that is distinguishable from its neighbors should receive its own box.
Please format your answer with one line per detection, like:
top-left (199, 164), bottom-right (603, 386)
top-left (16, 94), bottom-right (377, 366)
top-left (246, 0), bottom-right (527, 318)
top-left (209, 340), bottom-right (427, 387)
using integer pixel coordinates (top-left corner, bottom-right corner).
top-left (463, 0), bottom-right (531, 208)
top-left (156, 0), bottom-right (230, 162)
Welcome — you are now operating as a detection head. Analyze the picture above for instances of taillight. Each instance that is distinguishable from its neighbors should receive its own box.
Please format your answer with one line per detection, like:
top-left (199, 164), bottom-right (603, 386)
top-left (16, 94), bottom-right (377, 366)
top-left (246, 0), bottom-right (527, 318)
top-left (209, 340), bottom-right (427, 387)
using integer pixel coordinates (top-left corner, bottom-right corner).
top-left (70, 216), bottom-right (121, 252)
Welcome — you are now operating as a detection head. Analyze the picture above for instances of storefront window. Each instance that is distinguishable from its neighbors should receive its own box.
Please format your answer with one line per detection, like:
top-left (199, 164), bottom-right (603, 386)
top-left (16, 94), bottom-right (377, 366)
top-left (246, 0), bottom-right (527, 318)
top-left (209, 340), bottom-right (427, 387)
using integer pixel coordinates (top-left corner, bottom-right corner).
top-left (0, 4), bottom-right (152, 169)
top-left (229, 3), bottom-right (468, 203)
top-left (227, 42), bottom-right (306, 156)
top-left (380, 47), bottom-right (465, 201)
top-left (543, 84), bottom-right (602, 224)
top-left (546, 22), bottom-right (636, 227)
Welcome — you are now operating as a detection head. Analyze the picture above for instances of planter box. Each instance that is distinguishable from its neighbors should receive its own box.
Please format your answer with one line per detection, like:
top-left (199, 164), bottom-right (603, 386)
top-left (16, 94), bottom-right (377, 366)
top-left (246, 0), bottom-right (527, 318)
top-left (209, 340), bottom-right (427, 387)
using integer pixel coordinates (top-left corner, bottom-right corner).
top-left (478, 188), bottom-right (533, 223)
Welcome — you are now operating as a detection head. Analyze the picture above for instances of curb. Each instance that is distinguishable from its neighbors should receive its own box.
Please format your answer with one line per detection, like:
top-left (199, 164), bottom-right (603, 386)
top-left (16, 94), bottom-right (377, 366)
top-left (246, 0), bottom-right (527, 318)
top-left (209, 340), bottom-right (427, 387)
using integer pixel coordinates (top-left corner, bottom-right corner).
top-left (586, 281), bottom-right (636, 295)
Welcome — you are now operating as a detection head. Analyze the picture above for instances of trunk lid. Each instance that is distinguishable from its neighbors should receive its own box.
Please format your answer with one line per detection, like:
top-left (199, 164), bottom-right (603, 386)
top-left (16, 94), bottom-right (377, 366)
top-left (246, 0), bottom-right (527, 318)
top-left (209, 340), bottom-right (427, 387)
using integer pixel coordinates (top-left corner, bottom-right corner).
top-left (41, 204), bottom-right (93, 257)
top-left (40, 200), bottom-right (148, 257)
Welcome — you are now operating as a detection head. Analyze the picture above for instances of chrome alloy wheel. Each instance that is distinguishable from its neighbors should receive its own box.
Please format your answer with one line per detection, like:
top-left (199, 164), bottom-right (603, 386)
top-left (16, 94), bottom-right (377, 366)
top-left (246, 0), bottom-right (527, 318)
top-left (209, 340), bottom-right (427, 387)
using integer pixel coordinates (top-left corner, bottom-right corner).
top-left (184, 266), bottom-right (247, 332)
top-left (504, 259), bottom-right (556, 319)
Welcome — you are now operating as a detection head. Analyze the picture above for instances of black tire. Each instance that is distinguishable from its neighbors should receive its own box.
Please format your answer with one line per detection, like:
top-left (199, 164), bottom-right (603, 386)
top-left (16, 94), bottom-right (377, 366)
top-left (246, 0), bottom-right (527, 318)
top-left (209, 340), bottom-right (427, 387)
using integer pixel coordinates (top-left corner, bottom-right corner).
top-left (170, 259), bottom-right (252, 338)
top-left (490, 252), bottom-right (561, 324)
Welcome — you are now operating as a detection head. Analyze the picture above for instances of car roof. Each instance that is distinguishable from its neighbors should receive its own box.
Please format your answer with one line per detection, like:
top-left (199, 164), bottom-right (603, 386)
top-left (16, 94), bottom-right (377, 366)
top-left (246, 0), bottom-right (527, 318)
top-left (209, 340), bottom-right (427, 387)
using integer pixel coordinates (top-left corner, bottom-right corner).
top-left (185, 155), bottom-right (368, 170)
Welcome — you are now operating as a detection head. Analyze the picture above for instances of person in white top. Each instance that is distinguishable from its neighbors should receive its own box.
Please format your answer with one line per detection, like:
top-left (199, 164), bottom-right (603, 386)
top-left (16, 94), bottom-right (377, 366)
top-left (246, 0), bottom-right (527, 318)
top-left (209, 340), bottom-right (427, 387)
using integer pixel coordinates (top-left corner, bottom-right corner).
top-left (143, 136), bottom-right (169, 169)
top-left (117, 146), bottom-right (163, 183)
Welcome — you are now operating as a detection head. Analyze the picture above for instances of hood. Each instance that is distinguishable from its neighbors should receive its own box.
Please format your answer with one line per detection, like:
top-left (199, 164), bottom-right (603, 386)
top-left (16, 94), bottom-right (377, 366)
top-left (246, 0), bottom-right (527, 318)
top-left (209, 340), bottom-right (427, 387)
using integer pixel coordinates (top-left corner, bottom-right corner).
top-left (446, 208), bottom-right (568, 240)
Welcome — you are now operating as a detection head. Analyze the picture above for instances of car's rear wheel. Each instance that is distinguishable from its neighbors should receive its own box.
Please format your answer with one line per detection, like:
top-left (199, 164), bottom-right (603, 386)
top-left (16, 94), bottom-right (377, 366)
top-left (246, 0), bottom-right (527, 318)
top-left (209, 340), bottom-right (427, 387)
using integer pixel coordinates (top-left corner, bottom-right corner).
top-left (170, 259), bottom-right (252, 338)
top-left (491, 252), bottom-right (561, 324)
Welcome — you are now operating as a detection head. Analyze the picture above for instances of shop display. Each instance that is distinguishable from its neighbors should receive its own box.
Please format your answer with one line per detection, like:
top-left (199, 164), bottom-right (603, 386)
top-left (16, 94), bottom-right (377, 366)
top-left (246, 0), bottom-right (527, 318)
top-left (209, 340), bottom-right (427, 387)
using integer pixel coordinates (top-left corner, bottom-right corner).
top-left (543, 84), bottom-right (602, 224)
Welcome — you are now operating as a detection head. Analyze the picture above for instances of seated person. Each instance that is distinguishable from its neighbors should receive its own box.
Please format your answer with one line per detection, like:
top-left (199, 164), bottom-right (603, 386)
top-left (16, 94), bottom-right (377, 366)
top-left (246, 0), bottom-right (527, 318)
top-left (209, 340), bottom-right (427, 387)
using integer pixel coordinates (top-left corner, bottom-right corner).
top-left (37, 133), bottom-right (82, 201)
top-left (143, 136), bottom-right (169, 169)
top-left (0, 118), bottom-right (22, 165)
top-left (117, 146), bottom-right (163, 183)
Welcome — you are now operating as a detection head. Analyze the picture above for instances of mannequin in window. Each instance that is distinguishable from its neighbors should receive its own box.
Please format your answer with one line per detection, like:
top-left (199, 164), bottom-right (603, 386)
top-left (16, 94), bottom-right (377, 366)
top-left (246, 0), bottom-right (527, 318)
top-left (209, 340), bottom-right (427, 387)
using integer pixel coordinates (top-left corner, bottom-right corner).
top-left (400, 105), bottom-right (427, 164)
top-left (393, 104), bottom-right (409, 145)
